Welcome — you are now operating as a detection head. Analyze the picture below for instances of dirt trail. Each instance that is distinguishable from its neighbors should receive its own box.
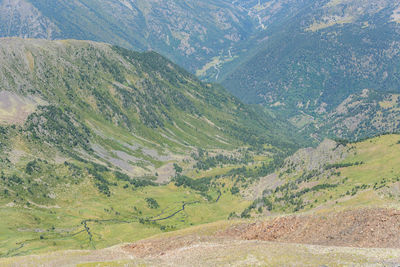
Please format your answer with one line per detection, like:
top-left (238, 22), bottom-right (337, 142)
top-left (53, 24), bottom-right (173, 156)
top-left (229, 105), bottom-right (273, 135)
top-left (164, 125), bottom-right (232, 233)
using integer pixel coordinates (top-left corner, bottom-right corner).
top-left (125, 234), bottom-right (218, 257)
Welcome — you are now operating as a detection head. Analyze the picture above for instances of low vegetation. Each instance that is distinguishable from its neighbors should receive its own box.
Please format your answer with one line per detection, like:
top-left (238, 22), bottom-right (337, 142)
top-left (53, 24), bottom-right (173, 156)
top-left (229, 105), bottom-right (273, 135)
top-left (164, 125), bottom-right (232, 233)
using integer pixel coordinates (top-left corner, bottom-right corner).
top-left (244, 134), bottom-right (400, 215)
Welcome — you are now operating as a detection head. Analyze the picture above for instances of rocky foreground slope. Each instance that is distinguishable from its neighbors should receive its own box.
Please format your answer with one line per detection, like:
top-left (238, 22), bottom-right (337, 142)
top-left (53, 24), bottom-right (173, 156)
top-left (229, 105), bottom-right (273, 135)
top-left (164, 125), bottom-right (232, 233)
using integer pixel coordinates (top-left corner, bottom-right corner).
top-left (3, 209), bottom-right (400, 266)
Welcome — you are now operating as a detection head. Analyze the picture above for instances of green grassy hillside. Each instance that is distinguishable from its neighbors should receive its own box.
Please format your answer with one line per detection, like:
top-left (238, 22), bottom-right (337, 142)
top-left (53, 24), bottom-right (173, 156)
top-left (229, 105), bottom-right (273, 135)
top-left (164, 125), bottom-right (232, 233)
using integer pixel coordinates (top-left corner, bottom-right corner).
top-left (0, 37), bottom-right (302, 257)
top-left (245, 134), bottom-right (400, 216)
top-left (0, 38), bottom-right (297, 150)
top-left (0, 87), bottom-right (398, 262)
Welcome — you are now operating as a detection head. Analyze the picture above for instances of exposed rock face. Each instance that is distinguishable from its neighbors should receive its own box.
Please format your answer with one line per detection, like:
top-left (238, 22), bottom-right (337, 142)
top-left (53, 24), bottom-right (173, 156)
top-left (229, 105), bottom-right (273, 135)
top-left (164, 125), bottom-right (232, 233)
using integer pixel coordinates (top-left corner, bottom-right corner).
top-left (283, 139), bottom-right (347, 172)
top-left (246, 139), bottom-right (347, 201)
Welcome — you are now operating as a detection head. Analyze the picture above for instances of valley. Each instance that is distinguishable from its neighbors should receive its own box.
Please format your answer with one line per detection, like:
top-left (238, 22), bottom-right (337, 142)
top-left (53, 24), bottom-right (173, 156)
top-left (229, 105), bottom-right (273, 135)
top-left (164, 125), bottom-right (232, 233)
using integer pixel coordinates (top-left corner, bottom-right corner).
top-left (0, 37), bottom-right (296, 260)
top-left (0, 0), bottom-right (400, 265)
top-left (1, 97), bottom-right (399, 264)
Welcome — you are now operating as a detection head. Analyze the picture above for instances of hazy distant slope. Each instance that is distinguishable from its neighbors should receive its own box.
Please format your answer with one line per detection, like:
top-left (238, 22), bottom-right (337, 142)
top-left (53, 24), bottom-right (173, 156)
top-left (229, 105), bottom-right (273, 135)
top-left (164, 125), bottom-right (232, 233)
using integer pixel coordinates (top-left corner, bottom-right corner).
top-left (0, 0), bottom-right (256, 72)
top-left (222, 0), bottom-right (400, 140)
top-left (0, 0), bottom-right (317, 75)
top-left (0, 0), bottom-right (59, 39)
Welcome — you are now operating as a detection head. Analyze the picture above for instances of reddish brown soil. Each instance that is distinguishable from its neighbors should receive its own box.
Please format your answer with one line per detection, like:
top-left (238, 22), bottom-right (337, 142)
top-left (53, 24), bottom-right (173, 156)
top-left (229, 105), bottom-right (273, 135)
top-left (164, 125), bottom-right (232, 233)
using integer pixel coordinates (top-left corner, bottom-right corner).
top-left (226, 208), bottom-right (400, 248)
top-left (124, 208), bottom-right (400, 258)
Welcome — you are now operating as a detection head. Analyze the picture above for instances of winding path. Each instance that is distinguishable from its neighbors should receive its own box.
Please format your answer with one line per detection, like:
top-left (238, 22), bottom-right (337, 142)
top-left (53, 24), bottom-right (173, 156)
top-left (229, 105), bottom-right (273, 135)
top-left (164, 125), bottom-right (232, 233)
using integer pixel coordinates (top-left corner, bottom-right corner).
top-left (150, 201), bottom-right (199, 222)
top-left (4, 192), bottom-right (222, 257)
top-left (215, 191), bottom-right (222, 203)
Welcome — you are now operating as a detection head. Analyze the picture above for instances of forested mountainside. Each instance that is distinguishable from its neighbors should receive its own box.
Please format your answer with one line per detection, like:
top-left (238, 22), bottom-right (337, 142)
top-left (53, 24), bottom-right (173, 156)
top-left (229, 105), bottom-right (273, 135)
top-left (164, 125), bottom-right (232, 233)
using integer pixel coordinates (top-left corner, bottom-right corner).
top-left (221, 0), bottom-right (400, 140)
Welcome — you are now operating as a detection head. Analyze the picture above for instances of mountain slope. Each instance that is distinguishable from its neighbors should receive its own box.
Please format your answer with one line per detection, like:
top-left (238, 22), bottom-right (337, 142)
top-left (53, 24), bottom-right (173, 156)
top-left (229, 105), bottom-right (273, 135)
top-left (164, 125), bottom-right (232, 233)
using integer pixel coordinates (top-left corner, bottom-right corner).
top-left (0, 37), bottom-right (303, 181)
top-left (2, 37), bottom-right (296, 145)
top-left (0, 37), bottom-right (302, 257)
top-left (222, 0), bottom-right (400, 140)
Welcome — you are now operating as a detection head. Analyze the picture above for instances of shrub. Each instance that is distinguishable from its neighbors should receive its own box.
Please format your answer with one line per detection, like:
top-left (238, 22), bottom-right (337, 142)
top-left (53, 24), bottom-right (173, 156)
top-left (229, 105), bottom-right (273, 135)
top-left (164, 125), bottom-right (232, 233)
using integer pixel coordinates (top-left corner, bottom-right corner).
top-left (145, 198), bottom-right (159, 209)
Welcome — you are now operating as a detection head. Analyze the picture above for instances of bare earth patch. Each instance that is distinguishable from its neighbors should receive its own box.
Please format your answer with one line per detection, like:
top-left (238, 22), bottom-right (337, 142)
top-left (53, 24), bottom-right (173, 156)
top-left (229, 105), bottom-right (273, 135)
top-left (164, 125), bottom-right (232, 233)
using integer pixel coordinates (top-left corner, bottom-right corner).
top-left (226, 208), bottom-right (400, 249)
top-left (0, 91), bottom-right (44, 125)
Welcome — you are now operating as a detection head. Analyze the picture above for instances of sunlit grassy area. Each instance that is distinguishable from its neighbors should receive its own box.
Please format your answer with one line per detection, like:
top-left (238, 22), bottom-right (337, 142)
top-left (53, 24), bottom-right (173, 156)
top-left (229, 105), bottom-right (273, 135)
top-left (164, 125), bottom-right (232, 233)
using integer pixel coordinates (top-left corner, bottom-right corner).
top-left (0, 172), bottom-right (249, 257)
